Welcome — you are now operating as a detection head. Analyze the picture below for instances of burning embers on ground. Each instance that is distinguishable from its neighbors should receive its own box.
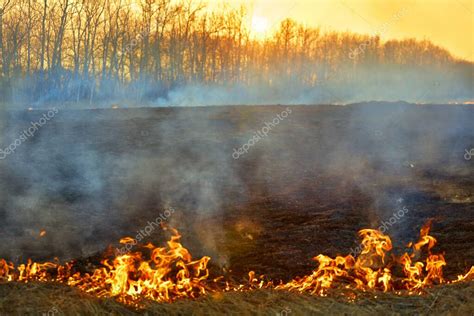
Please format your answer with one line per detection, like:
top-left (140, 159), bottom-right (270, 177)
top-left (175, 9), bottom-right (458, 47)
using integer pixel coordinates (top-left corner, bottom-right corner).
top-left (0, 222), bottom-right (473, 308)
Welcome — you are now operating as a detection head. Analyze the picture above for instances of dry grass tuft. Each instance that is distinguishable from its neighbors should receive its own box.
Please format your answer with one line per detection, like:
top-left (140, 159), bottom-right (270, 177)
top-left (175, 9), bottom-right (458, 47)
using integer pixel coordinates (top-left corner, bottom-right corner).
top-left (0, 281), bottom-right (473, 315)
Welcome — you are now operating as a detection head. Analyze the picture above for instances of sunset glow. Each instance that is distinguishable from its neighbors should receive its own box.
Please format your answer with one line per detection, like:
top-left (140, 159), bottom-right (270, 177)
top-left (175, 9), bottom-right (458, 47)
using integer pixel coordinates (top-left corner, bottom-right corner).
top-left (209, 0), bottom-right (473, 61)
top-left (251, 15), bottom-right (270, 38)
top-left (0, 0), bottom-right (473, 314)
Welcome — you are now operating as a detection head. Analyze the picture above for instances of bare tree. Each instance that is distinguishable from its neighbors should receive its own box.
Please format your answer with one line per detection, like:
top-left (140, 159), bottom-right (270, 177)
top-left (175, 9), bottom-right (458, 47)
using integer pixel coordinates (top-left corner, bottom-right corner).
top-left (0, 0), bottom-right (12, 76)
top-left (0, 0), bottom-right (467, 105)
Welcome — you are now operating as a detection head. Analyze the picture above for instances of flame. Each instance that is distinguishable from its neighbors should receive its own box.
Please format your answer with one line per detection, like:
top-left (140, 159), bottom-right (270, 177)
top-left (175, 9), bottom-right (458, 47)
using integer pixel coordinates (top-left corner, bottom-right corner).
top-left (276, 222), bottom-right (468, 295)
top-left (455, 266), bottom-right (474, 282)
top-left (0, 221), bottom-right (472, 307)
top-left (67, 227), bottom-right (211, 304)
top-left (1, 227), bottom-right (211, 305)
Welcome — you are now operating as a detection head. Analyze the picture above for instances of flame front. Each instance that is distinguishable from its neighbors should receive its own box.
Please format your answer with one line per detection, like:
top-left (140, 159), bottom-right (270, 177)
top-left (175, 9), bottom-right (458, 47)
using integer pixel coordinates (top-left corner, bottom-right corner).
top-left (0, 227), bottom-right (210, 305)
top-left (67, 227), bottom-right (211, 304)
top-left (0, 222), bottom-right (472, 306)
top-left (276, 222), bottom-right (459, 295)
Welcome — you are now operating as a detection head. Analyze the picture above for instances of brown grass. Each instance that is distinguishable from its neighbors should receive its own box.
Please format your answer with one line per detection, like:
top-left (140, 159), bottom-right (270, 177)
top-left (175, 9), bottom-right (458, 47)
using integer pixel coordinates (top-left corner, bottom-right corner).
top-left (0, 281), bottom-right (473, 315)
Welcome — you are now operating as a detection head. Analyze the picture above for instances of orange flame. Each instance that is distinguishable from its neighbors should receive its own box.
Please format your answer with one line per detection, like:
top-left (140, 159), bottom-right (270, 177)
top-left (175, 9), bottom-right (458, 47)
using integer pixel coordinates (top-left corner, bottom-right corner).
top-left (67, 227), bottom-right (211, 304)
top-left (277, 222), bottom-right (470, 295)
top-left (0, 221), bottom-right (472, 306)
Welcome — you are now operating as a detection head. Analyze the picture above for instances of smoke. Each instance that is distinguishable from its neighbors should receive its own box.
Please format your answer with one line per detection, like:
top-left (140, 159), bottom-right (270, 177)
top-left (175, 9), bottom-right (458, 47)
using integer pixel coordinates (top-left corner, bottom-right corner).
top-left (0, 107), bottom-right (248, 264)
top-left (150, 61), bottom-right (472, 107)
top-left (3, 54), bottom-right (473, 109)
top-left (227, 102), bottom-right (473, 252)
top-left (0, 97), bottom-right (472, 269)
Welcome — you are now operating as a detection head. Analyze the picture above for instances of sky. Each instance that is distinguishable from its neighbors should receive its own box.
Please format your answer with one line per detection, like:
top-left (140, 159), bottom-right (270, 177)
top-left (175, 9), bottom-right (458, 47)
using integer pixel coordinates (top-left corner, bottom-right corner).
top-left (208, 0), bottom-right (474, 62)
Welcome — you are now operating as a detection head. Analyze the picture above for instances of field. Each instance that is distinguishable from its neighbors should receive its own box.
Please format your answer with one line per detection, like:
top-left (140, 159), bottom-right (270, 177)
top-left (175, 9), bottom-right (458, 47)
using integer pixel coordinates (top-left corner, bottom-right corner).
top-left (1, 281), bottom-right (473, 315)
top-left (0, 102), bottom-right (473, 314)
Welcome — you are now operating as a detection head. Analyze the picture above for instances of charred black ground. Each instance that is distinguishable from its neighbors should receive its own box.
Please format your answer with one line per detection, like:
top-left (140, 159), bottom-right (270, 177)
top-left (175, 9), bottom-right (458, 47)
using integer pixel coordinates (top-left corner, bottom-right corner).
top-left (0, 102), bottom-right (472, 282)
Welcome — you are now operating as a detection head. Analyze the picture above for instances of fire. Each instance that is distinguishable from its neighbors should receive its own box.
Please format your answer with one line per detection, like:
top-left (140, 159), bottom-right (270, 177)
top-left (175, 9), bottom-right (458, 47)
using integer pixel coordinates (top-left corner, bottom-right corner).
top-left (0, 222), bottom-right (472, 307)
top-left (277, 221), bottom-right (457, 295)
top-left (0, 227), bottom-right (211, 305)
top-left (68, 227), bottom-right (211, 304)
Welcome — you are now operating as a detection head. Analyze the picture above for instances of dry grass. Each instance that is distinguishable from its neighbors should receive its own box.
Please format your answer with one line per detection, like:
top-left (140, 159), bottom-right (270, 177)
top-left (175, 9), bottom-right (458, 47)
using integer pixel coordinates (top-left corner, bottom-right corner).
top-left (0, 282), bottom-right (473, 315)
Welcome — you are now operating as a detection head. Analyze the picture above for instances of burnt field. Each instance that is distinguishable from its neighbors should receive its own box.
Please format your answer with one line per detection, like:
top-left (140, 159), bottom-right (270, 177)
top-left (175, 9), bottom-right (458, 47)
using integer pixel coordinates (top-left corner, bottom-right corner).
top-left (0, 102), bottom-right (473, 283)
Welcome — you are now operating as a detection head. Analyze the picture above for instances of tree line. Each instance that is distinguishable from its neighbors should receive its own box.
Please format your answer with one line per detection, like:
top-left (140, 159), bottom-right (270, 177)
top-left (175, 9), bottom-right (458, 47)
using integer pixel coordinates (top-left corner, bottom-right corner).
top-left (0, 0), bottom-right (472, 105)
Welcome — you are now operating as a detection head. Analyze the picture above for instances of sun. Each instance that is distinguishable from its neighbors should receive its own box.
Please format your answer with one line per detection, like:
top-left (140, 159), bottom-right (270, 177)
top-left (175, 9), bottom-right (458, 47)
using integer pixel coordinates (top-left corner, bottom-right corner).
top-left (129, 1), bottom-right (141, 14)
top-left (251, 15), bottom-right (270, 38)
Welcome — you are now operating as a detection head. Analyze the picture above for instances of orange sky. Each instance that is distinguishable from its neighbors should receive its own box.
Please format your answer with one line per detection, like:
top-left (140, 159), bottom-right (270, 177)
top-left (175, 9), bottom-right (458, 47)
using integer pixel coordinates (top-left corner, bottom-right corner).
top-left (209, 0), bottom-right (474, 61)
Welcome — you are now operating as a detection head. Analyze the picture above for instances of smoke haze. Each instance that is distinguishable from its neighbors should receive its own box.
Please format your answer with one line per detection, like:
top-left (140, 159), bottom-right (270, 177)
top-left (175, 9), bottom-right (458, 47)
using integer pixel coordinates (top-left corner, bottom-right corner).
top-left (0, 104), bottom-right (472, 268)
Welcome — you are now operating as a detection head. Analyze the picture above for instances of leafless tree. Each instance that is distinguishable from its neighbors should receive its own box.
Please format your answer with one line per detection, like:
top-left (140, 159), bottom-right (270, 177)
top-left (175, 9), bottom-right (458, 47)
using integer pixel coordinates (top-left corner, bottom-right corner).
top-left (0, 0), bottom-right (468, 105)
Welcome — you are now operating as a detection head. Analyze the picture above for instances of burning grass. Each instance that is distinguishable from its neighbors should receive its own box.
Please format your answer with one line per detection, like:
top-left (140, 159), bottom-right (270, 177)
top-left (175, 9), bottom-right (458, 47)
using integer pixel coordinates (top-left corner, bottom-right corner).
top-left (1, 281), bottom-right (473, 315)
top-left (0, 222), bottom-right (473, 313)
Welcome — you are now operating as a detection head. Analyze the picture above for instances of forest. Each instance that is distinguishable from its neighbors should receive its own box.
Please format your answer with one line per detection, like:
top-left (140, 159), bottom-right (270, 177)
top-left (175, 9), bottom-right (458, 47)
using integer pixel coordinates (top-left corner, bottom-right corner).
top-left (0, 0), bottom-right (472, 106)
